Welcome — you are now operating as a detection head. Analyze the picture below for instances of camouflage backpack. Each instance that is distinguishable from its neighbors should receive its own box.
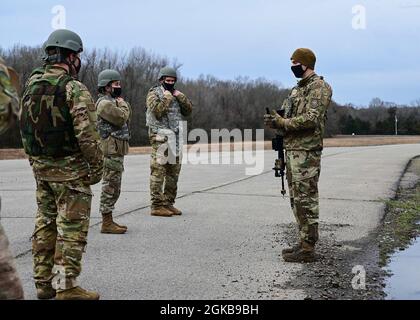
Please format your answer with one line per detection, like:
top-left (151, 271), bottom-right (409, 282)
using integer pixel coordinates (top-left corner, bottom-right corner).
top-left (20, 70), bottom-right (80, 157)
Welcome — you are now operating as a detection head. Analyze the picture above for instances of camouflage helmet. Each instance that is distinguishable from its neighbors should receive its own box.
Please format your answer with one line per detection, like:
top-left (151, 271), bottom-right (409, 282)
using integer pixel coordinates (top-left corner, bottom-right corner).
top-left (158, 67), bottom-right (177, 80)
top-left (98, 69), bottom-right (121, 88)
top-left (291, 48), bottom-right (316, 69)
top-left (44, 29), bottom-right (83, 53)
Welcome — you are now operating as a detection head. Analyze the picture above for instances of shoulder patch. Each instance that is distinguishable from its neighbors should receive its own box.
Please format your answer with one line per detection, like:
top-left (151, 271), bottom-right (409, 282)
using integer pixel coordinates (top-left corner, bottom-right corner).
top-left (290, 88), bottom-right (299, 97)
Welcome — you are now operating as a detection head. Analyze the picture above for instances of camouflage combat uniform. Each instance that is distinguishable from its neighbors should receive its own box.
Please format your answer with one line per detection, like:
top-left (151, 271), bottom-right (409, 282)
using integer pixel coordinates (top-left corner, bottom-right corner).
top-left (280, 73), bottom-right (332, 246)
top-left (96, 94), bottom-right (131, 217)
top-left (0, 57), bottom-right (24, 300)
top-left (20, 65), bottom-right (103, 292)
top-left (146, 85), bottom-right (192, 210)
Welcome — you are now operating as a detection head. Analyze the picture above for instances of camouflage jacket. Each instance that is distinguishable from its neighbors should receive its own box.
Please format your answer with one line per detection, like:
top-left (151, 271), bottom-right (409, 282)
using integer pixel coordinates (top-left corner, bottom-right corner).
top-left (146, 85), bottom-right (192, 136)
top-left (23, 65), bottom-right (103, 182)
top-left (280, 73), bottom-right (332, 151)
top-left (96, 94), bottom-right (131, 157)
top-left (0, 57), bottom-right (19, 135)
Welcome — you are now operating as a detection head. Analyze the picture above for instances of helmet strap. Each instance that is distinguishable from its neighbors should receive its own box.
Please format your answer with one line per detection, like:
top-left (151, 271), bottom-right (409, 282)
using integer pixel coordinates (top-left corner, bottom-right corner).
top-left (63, 53), bottom-right (81, 79)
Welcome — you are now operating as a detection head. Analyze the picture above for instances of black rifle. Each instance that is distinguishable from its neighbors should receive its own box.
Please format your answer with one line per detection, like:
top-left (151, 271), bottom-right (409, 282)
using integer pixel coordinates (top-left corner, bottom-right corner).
top-left (266, 108), bottom-right (286, 196)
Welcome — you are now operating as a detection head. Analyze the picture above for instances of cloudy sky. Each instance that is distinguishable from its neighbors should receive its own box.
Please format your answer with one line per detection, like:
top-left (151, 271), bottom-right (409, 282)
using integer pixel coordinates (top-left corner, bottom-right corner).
top-left (1, 0), bottom-right (419, 106)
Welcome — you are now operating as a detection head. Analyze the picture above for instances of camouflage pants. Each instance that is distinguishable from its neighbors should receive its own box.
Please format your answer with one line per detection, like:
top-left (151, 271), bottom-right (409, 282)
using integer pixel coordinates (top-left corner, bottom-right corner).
top-left (150, 137), bottom-right (182, 209)
top-left (100, 156), bottom-right (124, 216)
top-left (286, 150), bottom-right (322, 245)
top-left (0, 218), bottom-right (24, 299)
top-left (32, 178), bottom-right (92, 291)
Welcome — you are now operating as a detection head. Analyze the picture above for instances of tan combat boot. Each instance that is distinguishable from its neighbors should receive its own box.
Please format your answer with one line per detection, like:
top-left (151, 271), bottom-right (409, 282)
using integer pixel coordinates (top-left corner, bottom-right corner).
top-left (56, 286), bottom-right (100, 300)
top-left (166, 205), bottom-right (182, 216)
top-left (281, 241), bottom-right (302, 255)
top-left (151, 206), bottom-right (173, 217)
top-left (113, 221), bottom-right (128, 231)
top-left (282, 241), bottom-right (316, 263)
top-left (101, 213), bottom-right (127, 234)
top-left (36, 283), bottom-right (56, 300)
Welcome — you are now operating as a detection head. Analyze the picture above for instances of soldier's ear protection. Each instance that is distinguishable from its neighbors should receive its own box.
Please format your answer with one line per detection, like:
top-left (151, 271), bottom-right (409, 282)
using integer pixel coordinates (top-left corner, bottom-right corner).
top-left (44, 47), bottom-right (71, 63)
top-left (44, 48), bottom-right (81, 75)
top-left (44, 47), bottom-right (63, 64)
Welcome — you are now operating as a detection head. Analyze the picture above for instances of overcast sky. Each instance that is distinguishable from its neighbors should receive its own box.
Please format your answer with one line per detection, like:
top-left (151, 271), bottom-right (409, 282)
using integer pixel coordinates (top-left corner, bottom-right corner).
top-left (1, 0), bottom-right (419, 106)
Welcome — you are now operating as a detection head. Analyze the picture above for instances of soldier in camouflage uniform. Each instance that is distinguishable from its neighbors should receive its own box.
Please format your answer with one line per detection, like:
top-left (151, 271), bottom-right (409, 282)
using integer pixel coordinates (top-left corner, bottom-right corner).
top-left (146, 67), bottom-right (193, 217)
top-left (265, 48), bottom-right (332, 263)
top-left (20, 29), bottom-right (103, 299)
top-left (96, 69), bottom-right (131, 234)
top-left (0, 57), bottom-right (25, 300)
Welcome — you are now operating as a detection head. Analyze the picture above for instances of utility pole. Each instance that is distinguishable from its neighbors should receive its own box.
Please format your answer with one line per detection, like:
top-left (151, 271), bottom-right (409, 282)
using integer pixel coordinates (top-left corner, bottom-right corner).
top-left (395, 114), bottom-right (398, 136)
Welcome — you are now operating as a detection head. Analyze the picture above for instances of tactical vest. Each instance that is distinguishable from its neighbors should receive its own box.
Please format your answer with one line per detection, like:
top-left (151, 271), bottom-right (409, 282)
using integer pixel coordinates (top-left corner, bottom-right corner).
top-left (20, 72), bottom-right (80, 157)
top-left (96, 95), bottom-right (130, 141)
top-left (146, 85), bottom-right (183, 134)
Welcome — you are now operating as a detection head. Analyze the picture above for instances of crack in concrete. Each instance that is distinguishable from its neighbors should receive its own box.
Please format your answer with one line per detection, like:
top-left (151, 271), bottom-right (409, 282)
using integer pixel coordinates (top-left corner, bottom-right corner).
top-left (192, 191), bottom-right (383, 203)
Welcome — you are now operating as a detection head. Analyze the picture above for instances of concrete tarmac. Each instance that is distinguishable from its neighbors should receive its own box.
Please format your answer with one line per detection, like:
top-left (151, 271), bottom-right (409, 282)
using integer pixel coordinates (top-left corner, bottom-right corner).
top-left (1, 144), bottom-right (419, 299)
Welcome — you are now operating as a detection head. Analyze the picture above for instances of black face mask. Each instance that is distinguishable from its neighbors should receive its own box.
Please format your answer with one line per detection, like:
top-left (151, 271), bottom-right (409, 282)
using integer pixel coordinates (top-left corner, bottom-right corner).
top-left (111, 87), bottom-right (122, 98)
top-left (291, 64), bottom-right (306, 78)
top-left (162, 81), bottom-right (175, 93)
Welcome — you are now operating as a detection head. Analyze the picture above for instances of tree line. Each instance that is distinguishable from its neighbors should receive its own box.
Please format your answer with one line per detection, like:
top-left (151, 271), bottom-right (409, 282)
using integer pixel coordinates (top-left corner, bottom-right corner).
top-left (1, 45), bottom-right (419, 148)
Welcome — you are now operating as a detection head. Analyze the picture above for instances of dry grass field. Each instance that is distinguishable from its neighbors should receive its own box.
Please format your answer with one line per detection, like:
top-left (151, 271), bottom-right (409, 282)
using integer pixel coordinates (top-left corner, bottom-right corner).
top-left (1, 135), bottom-right (419, 160)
